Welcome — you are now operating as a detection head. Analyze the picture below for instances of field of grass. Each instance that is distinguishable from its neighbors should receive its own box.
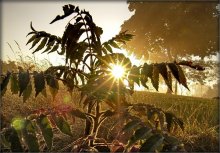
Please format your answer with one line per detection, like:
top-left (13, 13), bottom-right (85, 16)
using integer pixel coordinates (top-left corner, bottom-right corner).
top-left (1, 89), bottom-right (219, 152)
top-left (132, 91), bottom-right (219, 152)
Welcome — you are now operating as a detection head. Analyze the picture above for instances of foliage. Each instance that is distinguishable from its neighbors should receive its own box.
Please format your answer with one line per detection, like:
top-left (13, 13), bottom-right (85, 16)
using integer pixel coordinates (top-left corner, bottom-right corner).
top-left (121, 2), bottom-right (218, 60)
top-left (0, 4), bottom-right (204, 152)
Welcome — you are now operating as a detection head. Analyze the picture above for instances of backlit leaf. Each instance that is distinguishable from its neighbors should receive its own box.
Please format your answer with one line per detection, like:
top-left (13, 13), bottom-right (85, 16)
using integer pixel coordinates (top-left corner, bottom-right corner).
top-left (26, 34), bottom-right (36, 45)
top-left (122, 120), bottom-right (140, 133)
top-left (1, 72), bottom-right (11, 95)
top-left (165, 112), bottom-right (174, 132)
top-left (36, 114), bottom-right (53, 150)
top-left (109, 40), bottom-right (120, 49)
top-left (42, 40), bottom-right (55, 53)
top-left (157, 63), bottom-right (172, 91)
top-left (142, 63), bottom-right (153, 79)
top-left (139, 134), bottom-right (164, 152)
top-left (151, 65), bottom-right (159, 91)
top-left (33, 71), bottom-right (45, 97)
top-left (10, 73), bottom-right (19, 94)
top-left (168, 63), bottom-right (180, 83)
top-left (70, 109), bottom-right (87, 119)
top-left (22, 82), bottom-right (32, 103)
top-left (176, 65), bottom-right (189, 90)
top-left (22, 120), bottom-right (39, 152)
top-left (128, 66), bottom-right (140, 86)
top-left (18, 70), bottom-right (30, 96)
top-left (9, 128), bottom-right (24, 152)
top-left (127, 126), bottom-right (152, 148)
top-left (53, 115), bottom-right (72, 136)
top-left (33, 37), bottom-right (48, 53)
top-left (50, 4), bottom-right (75, 24)
top-left (102, 110), bottom-right (116, 118)
top-left (49, 86), bottom-right (58, 100)
top-left (104, 43), bottom-right (113, 53)
top-left (29, 37), bottom-right (41, 49)
top-left (48, 44), bottom-right (59, 54)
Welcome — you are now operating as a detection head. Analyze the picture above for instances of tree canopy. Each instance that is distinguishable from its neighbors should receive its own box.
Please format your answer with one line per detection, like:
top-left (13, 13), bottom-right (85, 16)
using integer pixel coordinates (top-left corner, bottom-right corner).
top-left (121, 2), bottom-right (218, 62)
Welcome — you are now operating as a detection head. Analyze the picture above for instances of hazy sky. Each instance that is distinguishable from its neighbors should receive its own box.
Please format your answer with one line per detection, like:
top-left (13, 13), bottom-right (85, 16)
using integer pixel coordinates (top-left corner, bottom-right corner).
top-left (2, 1), bottom-right (133, 64)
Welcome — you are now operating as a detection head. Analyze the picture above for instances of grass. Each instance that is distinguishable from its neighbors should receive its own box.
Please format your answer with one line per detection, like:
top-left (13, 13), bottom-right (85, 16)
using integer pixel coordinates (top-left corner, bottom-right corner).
top-left (131, 91), bottom-right (219, 152)
top-left (1, 89), bottom-right (219, 152)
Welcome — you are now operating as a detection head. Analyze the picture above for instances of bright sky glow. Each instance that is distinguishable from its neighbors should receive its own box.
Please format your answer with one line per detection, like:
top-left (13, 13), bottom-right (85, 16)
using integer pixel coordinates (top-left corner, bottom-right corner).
top-left (2, 1), bottom-right (134, 64)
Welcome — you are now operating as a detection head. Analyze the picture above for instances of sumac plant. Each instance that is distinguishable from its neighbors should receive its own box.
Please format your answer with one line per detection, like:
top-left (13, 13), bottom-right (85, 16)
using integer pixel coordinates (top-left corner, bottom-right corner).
top-left (0, 4), bottom-right (204, 152)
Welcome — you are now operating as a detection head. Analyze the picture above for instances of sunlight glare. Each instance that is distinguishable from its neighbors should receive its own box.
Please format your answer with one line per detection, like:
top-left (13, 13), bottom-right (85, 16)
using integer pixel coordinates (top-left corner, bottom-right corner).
top-left (110, 64), bottom-right (125, 79)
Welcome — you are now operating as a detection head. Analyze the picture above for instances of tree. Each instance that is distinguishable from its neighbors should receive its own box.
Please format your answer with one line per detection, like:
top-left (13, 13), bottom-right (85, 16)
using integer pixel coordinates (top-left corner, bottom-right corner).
top-left (121, 2), bottom-right (218, 62)
top-left (1, 4), bottom-right (203, 152)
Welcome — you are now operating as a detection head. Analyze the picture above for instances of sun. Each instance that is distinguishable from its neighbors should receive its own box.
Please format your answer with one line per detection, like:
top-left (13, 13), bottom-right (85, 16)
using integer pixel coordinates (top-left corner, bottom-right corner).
top-left (110, 64), bottom-right (125, 79)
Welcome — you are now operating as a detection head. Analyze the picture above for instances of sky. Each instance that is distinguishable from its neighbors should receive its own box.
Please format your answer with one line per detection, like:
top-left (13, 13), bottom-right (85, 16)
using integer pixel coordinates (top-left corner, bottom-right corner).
top-left (2, 1), bottom-right (133, 64)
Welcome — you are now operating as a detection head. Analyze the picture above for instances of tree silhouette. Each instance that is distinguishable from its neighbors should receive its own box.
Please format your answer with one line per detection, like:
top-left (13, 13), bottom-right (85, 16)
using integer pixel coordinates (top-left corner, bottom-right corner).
top-left (121, 2), bottom-right (218, 62)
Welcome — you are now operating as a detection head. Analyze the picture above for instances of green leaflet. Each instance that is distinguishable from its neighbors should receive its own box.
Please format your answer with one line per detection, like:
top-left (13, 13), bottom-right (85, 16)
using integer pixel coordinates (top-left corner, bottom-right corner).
top-left (10, 73), bottom-right (19, 94)
top-left (22, 82), bottom-right (32, 103)
top-left (168, 63), bottom-right (180, 83)
top-left (1, 72), bottom-right (11, 95)
top-left (50, 4), bottom-right (76, 24)
top-left (102, 110), bottom-right (116, 118)
top-left (157, 63), bottom-right (172, 91)
top-left (42, 40), bottom-right (55, 53)
top-left (8, 128), bottom-right (24, 152)
top-left (18, 70), bottom-right (30, 96)
top-left (176, 65), bottom-right (189, 90)
top-left (109, 40), bottom-right (120, 49)
top-left (29, 37), bottom-right (41, 49)
top-left (22, 120), bottom-right (39, 152)
top-left (103, 43), bottom-right (113, 53)
top-left (48, 44), bottom-right (59, 54)
top-left (126, 126), bottom-right (152, 149)
top-left (121, 120), bottom-right (140, 133)
top-left (26, 34), bottom-right (37, 45)
top-left (49, 86), bottom-right (58, 101)
top-left (142, 63), bottom-right (153, 79)
top-left (36, 114), bottom-right (53, 150)
top-left (53, 115), bottom-right (72, 136)
top-left (128, 65), bottom-right (140, 86)
top-left (33, 37), bottom-right (48, 53)
top-left (70, 109), bottom-right (87, 119)
top-left (33, 71), bottom-right (45, 97)
top-left (139, 134), bottom-right (164, 152)
top-left (151, 65), bottom-right (159, 91)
